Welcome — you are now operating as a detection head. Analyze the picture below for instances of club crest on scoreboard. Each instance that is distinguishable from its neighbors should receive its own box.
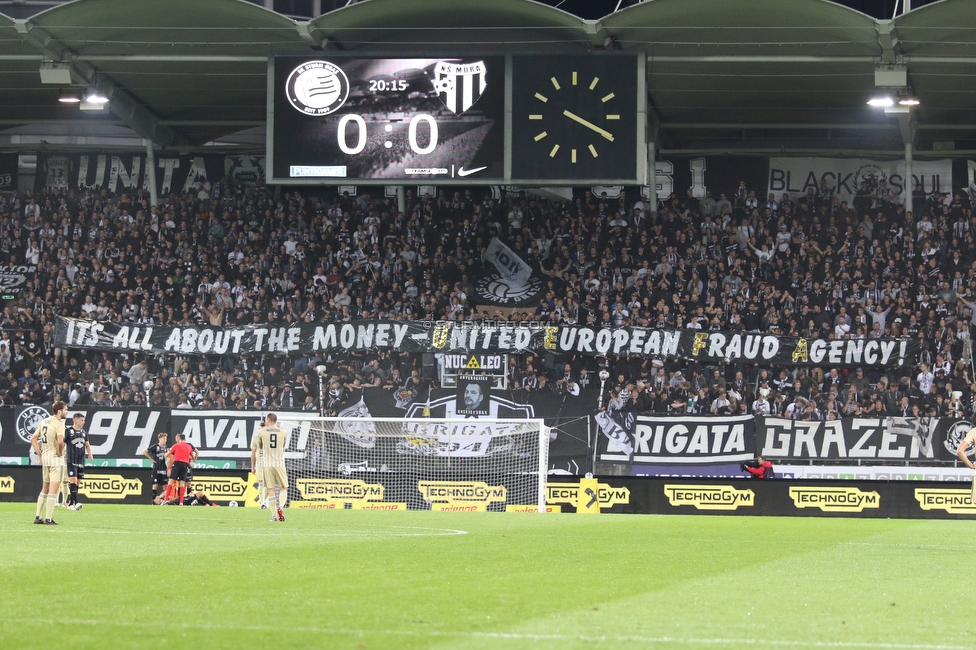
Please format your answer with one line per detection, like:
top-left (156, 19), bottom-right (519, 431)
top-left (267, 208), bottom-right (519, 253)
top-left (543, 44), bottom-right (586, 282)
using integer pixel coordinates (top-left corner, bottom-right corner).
top-left (286, 60), bottom-right (350, 116)
top-left (431, 60), bottom-right (487, 115)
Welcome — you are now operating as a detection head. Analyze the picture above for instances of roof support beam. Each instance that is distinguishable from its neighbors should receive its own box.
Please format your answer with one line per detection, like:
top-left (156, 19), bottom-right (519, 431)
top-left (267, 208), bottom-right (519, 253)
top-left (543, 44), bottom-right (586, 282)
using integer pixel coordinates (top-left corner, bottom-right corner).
top-left (659, 148), bottom-right (964, 156)
top-left (876, 20), bottom-right (899, 64)
top-left (662, 122), bottom-right (897, 130)
top-left (661, 122), bottom-right (976, 132)
top-left (649, 55), bottom-right (875, 63)
top-left (583, 20), bottom-right (613, 49)
top-left (13, 18), bottom-right (175, 146)
top-left (296, 21), bottom-right (326, 49)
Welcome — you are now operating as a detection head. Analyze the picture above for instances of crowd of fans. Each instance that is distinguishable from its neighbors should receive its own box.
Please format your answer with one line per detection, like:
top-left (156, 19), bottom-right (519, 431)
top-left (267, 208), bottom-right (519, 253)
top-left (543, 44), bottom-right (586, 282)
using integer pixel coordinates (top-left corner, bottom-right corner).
top-left (0, 171), bottom-right (975, 422)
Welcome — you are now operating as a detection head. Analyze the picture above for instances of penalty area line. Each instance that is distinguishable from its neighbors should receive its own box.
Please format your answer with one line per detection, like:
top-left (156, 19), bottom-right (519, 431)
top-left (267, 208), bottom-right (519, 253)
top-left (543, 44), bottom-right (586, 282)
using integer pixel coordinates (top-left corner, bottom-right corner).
top-left (0, 619), bottom-right (966, 649)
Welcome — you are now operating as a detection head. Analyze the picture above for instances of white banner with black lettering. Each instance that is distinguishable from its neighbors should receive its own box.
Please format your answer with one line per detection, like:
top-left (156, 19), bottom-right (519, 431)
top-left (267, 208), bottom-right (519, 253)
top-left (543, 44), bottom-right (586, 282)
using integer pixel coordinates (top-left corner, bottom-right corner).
top-left (596, 413), bottom-right (756, 464)
top-left (759, 416), bottom-right (969, 462)
top-left (768, 157), bottom-right (952, 206)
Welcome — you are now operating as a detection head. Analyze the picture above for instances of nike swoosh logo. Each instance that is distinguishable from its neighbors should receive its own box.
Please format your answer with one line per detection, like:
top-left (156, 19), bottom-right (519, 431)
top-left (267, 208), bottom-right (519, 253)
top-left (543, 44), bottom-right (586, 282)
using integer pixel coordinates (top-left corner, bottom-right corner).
top-left (457, 166), bottom-right (487, 177)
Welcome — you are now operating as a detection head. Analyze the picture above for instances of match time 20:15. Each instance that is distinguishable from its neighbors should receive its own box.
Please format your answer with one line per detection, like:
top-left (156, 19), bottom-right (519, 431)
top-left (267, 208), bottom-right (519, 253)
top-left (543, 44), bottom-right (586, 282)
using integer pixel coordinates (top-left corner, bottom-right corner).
top-left (335, 114), bottom-right (438, 155)
top-left (367, 79), bottom-right (408, 92)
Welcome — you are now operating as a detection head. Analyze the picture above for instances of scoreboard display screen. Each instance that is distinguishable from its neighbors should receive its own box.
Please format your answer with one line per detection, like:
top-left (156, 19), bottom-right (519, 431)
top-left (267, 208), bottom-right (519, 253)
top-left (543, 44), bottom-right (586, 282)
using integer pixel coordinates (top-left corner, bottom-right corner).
top-left (269, 55), bottom-right (505, 183)
top-left (268, 53), bottom-right (645, 185)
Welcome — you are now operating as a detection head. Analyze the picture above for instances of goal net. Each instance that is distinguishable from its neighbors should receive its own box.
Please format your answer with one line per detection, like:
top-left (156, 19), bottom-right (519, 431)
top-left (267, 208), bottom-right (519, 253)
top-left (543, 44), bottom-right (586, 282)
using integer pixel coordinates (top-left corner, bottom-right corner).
top-left (274, 416), bottom-right (550, 512)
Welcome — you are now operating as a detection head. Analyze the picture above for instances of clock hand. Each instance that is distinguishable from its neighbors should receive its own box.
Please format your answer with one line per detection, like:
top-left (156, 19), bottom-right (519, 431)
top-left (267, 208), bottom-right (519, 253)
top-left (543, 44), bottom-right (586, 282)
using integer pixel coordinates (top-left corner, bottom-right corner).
top-left (562, 110), bottom-right (614, 141)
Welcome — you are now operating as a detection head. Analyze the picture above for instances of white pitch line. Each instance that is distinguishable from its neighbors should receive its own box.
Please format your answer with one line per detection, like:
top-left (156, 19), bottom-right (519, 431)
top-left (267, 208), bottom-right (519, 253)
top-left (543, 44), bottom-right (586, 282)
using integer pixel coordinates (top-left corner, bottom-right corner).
top-left (0, 618), bottom-right (967, 649)
top-left (6, 525), bottom-right (468, 538)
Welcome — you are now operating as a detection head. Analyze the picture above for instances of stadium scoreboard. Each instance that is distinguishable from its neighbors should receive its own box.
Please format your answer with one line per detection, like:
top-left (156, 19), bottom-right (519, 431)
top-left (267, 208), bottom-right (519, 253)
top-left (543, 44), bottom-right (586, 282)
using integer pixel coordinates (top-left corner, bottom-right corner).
top-left (268, 53), bottom-right (645, 186)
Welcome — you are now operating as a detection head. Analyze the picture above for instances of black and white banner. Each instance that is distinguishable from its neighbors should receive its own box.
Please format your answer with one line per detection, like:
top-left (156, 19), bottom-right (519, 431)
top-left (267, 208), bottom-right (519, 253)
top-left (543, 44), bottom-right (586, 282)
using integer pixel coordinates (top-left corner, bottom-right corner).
top-left (597, 414), bottom-right (756, 464)
top-left (652, 156), bottom-right (769, 202)
top-left (475, 238), bottom-right (544, 307)
top-left (3, 404), bottom-right (973, 478)
top-left (759, 416), bottom-right (971, 462)
top-left (35, 152), bottom-right (265, 195)
top-left (0, 264), bottom-right (36, 296)
top-left (0, 388), bottom-right (591, 470)
top-left (768, 156), bottom-right (952, 206)
top-left (0, 405), bottom-right (262, 462)
top-left (0, 153), bottom-right (17, 190)
top-left (55, 316), bottom-right (919, 368)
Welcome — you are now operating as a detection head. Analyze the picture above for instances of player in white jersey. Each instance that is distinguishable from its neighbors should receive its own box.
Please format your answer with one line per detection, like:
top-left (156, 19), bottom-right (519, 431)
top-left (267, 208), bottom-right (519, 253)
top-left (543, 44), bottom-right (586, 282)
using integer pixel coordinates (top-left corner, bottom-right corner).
top-left (253, 439), bottom-right (269, 509)
top-left (250, 413), bottom-right (289, 522)
top-left (30, 401), bottom-right (68, 525)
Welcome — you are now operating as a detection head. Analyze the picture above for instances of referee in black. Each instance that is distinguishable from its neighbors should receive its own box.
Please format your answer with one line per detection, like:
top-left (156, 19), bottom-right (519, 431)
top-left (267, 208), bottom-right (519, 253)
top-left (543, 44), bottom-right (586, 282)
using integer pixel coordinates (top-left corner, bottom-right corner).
top-left (64, 413), bottom-right (92, 510)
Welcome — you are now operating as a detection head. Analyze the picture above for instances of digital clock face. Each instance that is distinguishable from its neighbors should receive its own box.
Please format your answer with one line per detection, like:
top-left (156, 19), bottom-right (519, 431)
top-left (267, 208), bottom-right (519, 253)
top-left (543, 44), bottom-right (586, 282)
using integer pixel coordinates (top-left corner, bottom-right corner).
top-left (271, 56), bottom-right (505, 183)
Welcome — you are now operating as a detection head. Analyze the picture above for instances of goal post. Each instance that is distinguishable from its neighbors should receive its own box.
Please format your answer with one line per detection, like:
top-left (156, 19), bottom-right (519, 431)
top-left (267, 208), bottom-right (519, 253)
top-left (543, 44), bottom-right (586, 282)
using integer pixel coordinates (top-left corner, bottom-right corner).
top-left (274, 416), bottom-right (550, 512)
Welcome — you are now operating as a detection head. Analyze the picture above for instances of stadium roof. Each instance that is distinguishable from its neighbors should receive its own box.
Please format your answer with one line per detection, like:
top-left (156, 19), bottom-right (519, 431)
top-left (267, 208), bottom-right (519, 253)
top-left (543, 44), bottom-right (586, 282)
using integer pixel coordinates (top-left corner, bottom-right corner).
top-left (0, 0), bottom-right (974, 154)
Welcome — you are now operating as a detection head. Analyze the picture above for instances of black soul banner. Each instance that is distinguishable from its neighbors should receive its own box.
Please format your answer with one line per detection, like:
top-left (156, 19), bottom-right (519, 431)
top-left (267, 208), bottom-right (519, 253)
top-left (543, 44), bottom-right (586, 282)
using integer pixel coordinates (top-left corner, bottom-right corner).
top-left (55, 316), bottom-right (918, 368)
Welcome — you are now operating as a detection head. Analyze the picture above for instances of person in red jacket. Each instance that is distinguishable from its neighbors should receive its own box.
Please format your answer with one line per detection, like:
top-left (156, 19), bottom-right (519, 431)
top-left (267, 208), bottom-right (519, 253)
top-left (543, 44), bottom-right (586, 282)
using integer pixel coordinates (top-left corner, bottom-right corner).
top-left (742, 455), bottom-right (774, 479)
top-left (164, 433), bottom-right (198, 504)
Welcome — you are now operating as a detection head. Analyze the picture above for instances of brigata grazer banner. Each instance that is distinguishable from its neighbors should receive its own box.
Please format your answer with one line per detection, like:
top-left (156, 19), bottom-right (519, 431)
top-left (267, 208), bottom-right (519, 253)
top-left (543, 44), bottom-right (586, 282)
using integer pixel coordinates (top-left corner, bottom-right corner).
top-left (596, 414), bottom-right (757, 465)
top-left (758, 416), bottom-right (972, 463)
top-left (55, 317), bottom-right (918, 368)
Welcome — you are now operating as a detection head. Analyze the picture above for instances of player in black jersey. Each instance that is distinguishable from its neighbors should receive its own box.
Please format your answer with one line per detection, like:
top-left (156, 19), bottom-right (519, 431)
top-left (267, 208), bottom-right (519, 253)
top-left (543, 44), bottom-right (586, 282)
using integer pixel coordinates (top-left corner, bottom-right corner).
top-left (64, 413), bottom-right (92, 510)
top-left (142, 432), bottom-right (169, 503)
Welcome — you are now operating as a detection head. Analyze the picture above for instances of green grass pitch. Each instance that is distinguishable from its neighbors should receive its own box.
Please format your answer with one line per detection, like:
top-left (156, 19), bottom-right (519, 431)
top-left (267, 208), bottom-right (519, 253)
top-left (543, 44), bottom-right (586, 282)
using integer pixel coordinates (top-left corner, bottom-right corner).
top-left (0, 503), bottom-right (973, 650)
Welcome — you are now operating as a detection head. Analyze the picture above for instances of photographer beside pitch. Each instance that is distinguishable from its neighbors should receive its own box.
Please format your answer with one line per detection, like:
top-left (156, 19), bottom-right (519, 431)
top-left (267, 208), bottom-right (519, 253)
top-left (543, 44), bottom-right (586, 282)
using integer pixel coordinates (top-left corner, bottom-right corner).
top-left (741, 455), bottom-right (774, 479)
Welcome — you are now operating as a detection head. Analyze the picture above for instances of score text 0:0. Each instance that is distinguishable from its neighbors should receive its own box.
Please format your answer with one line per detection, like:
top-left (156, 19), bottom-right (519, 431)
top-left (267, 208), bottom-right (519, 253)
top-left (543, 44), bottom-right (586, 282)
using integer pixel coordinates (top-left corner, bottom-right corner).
top-left (337, 113), bottom-right (438, 156)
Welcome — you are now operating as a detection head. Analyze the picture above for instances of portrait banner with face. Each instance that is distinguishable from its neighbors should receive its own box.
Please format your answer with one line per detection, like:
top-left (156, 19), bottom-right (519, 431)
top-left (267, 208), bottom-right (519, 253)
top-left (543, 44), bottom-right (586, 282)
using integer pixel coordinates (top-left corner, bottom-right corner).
top-left (456, 376), bottom-right (492, 416)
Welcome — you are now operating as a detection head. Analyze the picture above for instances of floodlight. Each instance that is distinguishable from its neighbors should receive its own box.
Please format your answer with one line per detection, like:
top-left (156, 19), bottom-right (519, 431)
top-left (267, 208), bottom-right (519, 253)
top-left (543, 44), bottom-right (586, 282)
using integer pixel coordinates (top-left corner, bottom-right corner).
top-left (83, 88), bottom-right (110, 104)
top-left (58, 88), bottom-right (81, 103)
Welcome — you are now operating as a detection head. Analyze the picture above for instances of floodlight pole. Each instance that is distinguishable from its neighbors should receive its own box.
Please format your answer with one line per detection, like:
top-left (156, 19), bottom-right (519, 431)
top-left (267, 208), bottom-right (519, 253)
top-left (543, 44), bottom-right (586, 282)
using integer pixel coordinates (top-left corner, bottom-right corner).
top-left (598, 370), bottom-right (610, 410)
top-left (904, 141), bottom-right (913, 217)
top-left (146, 140), bottom-right (158, 209)
top-left (318, 372), bottom-right (325, 417)
top-left (315, 364), bottom-right (328, 417)
top-left (647, 140), bottom-right (657, 214)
